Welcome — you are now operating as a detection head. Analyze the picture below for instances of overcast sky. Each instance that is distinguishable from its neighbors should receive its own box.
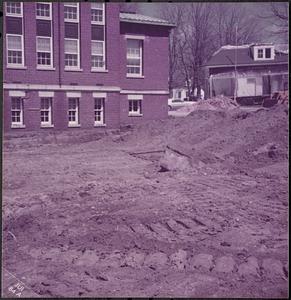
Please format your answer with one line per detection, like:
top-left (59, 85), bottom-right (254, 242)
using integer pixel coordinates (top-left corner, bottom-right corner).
top-left (137, 2), bottom-right (288, 44)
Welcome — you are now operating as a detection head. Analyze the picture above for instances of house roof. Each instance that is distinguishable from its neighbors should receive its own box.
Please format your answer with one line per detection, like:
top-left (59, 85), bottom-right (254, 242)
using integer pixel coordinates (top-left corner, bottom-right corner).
top-left (120, 12), bottom-right (176, 27)
top-left (206, 44), bottom-right (288, 68)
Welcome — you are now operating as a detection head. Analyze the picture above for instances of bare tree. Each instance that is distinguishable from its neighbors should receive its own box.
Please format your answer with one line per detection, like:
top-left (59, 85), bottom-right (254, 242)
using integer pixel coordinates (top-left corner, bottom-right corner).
top-left (259, 2), bottom-right (288, 42)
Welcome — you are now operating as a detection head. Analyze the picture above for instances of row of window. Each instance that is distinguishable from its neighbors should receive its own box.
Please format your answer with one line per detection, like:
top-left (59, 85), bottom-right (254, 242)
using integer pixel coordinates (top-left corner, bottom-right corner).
top-left (6, 2), bottom-right (105, 24)
top-left (6, 2), bottom-right (143, 76)
top-left (10, 97), bottom-right (143, 128)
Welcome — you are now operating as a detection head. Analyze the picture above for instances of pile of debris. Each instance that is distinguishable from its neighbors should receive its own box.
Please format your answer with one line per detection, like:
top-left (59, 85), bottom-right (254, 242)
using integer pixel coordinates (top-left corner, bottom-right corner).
top-left (176, 96), bottom-right (238, 115)
top-left (196, 96), bottom-right (238, 110)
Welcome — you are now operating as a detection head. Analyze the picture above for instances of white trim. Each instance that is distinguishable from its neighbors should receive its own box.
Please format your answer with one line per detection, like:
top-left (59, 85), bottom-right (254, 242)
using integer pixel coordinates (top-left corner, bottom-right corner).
top-left (64, 38), bottom-right (80, 69)
top-left (124, 34), bottom-right (145, 40)
top-left (207, 62), bottom-right (287, 68)
top-left (6, 34), bottom-right (25, 67)
top-left (40, 97), bottom-right (53, 126)
top-left (9, 90), bottom-right (25, 97)
top-left (39, 91), bottom-right (54, 97)
top-left (93, 92), bottom-right (107, 98)
top-left (37, 66), bottom-right (56, 71)
top-left (36, 2), bottom-right (52, 20)
top-left (128, 113), bottom-right (143, 117)
top-left (128, 94), bottom-right (143, 100)
top-left (91, 68), bottom-right (108, 73)
top-left (36, 36), bottom-right (53, 68)
top-left (121, 90), bottom-right (169, 95)
top-left (6, 2), bottom-right (23, 17)
top-left (4, 83), bottom-right (121, 92)
top-left (126, 75), bottom-right (145, 79)
top-left (11, 124), bottom-right (26, 129)
top-left (6, 65), bottom-right (27, 70)
top-left (91, 3), bottom-right (105, 25)
top-left (66, 92), bottom-right (81, 98)
top-left (4, 84), bottom-right (170, 95)
top-left (64, 2), bottom-right (79, 23)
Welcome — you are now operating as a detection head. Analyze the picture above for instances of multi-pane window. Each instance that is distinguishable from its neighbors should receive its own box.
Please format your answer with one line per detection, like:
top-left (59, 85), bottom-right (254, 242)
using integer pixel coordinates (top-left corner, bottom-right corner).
top-left (36, 2), bottom-right (52, 19)
top-left (65, 39), bottom-right (79, 67)
top-left (127, 39), bottom-right (143, 76)
top-left (68, 98), bottom-right (79, 125)
top-left (91, 3), bottom-right (104, 24)
top-left (265, 48), bottom-right (271, 59)
top-left (129, 99), bottom-right (142, 115)
top-left (94, 98), bottom-right (105, 125)
top-left (7, 34), bottom-right (23, 66)
top-left (64, 3), bottom-right (79, 22)
top-left (91, 41), bottom-right (104, 69)
top-left (6, 2), bottom-right (22, 16)
top-left (40, 98), bottom-right (52, 125)
top-left (257, 49), bottom-right (264, 59)
top-left (11, 98), bottom-right (24, 125)
top-left (37, 37), bottom-right (52, 66)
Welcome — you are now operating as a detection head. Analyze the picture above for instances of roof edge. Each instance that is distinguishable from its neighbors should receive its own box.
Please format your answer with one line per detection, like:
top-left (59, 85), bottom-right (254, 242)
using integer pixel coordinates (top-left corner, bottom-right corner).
top-left (120, 18), bottom-right (176, 27)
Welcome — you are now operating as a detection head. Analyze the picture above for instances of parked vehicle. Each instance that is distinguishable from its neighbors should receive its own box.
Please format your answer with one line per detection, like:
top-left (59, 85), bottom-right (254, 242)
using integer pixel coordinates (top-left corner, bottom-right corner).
top-left (168, 98), bottom-right (195, 110)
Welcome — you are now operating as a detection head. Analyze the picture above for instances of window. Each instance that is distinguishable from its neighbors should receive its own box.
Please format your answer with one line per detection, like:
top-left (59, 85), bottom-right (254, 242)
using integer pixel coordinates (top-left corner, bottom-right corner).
top-left (91, 41), bottom-right (105, 69)
top-left (40, 98), bottom-right (52, 125)
top-left (7, 34), bottom-right (24, 66)
top-left (37, 37), bottom-right (52, 67)
top-left (6, 2), bottom-right (22, 17)
top-left (64, 3), bottom-right (79, 22)
top-left (257, 49), bottom-right (264, 59)
top-left (91, 3), bottom-right (104, 24)
top-left (11, 97), bottom-right (24, 125)
top-left (36, 2), bottom-right (52, 19)
top-left (94, 98), bottom-right (105, 125)
top-left (65, 39), bottom-right (79, 68)
top-left (127, 39), bottom-right (143, 76)
top-left (68, 98), bottom-right (79, 125)
top-left (265, 48), bottom-right (271, 59)
top-left (129, 99), bottom-right (142, 116)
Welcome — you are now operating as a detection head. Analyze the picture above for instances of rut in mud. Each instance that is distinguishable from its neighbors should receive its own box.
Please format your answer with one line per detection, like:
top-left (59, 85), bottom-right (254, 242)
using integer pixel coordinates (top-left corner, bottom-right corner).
top-left (2, 104), bottom-right (288, 298)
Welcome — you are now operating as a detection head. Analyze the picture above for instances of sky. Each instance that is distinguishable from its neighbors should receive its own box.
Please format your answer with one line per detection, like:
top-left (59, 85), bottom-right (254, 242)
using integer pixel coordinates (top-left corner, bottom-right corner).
top-left (137, 2), bottom-right (288, 44)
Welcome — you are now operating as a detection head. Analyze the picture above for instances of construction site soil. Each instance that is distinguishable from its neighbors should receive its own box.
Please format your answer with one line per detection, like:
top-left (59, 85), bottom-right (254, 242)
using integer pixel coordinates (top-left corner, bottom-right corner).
top-left (2, 104), bottom-right (289, 298)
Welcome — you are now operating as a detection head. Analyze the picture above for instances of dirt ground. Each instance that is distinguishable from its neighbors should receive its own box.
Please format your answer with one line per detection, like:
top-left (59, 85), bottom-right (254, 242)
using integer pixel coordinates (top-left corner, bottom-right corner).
top-left (2, 104), bottom-right (289, 298)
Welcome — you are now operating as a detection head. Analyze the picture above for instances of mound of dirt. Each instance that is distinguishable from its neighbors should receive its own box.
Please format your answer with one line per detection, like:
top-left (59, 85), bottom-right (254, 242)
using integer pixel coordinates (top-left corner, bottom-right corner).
top-left (176, 96), bottom-right (238, 115)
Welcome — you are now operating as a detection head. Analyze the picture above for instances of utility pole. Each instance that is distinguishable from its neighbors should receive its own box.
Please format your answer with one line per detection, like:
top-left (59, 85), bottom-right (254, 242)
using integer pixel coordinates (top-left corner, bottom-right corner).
top-left (234, 24), bottom-right (238, 103)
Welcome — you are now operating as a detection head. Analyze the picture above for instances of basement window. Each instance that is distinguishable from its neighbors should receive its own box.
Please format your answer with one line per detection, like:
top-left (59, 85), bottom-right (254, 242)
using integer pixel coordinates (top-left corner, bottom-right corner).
top-left (129, 99), bottom-right (142, 116)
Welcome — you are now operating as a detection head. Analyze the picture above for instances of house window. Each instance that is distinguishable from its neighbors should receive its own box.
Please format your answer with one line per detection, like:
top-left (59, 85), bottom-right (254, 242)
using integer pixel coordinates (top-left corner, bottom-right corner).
top-left (127, 39), bottom-right (143, 76)
top-left (91, 41), bottom-right (105, 69)
top-left (36, 37), bottom-right (52, 66)
top-left (64, 38), bottom-right (79, 68)
top-left (36, 2), bottom-right (52, 19)
top-left (40, 97), bottom-right (52, 125)
top-left (11, 97), bottom-right (24, 125)
top-left (6, 2), bottom-right (22, 17)
top-left (6, 34), bottom-right (24, 66)
top-left (91, 3), bottom-right (104, 24)
top-left (64, 3), bottom-right (79, 22)
top-left (257, 49), bottom-right (264, 59)
top-left (68, 98), bottom-right (79, 125)
top-left (94, 98), bottom-right (105, 125)
top-left (265, 48), bottom-right (271, 59)
top-left (129, 99), bottom-right (142, 116)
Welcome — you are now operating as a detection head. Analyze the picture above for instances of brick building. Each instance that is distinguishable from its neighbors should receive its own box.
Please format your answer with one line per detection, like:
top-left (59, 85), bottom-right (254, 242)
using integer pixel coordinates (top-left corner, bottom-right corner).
top-left (3, 2), bottom-right (174, 132)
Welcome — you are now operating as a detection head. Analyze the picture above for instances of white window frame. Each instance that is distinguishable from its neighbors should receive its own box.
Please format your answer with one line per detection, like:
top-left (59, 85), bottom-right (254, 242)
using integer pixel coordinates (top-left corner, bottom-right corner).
top-left (36, 36), bottom-right (53, 68)
top-left (94, 98), bottom-right (105, 125)
top-left (36, 2), bottom-right (52, 20)
top-left (126, 39), bottom-right (143, 78)
top-left (91, 40), bottom-right (105, 71)
top-left (64, 3), bottom-right (79, 23)
top-left (68, 97), bottom-right (80, 126)
top-left (91, 3), bottom-right (105, 25)
top-left (11, 97), bottom-right (24, 127)
top-left (64, 38), bottom-right (80, 70)
top-left (128, 99), bottom-right (142, 116)
top-left (6, 34), bottom-right (24, 67)
top-left (254, 46), bottom-right (275, 61)
top-left (40, 97), bottom-right (53, 126)
top-left (6, 2), bottom-right (23, 17)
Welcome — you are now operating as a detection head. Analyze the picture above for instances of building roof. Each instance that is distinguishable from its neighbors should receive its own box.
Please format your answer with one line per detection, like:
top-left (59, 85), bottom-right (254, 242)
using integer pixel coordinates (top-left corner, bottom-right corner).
top-left (120, 12), bottom-right (175, 27)
top-left (206, 44), bottom-right (288, 68)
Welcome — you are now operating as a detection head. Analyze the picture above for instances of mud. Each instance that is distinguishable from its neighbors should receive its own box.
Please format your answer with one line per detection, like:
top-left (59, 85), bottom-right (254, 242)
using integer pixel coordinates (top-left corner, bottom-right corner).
top-left (2, 104), bottom-right (289, 297)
